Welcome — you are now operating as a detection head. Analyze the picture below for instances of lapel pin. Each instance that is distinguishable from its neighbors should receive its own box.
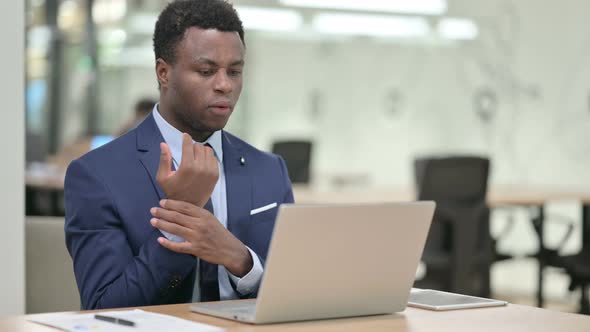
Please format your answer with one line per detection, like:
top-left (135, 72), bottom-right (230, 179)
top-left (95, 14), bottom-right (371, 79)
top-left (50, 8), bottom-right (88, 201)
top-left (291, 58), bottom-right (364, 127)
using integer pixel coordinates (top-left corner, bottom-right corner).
top-left (240, 156), bottom-right (246, 165)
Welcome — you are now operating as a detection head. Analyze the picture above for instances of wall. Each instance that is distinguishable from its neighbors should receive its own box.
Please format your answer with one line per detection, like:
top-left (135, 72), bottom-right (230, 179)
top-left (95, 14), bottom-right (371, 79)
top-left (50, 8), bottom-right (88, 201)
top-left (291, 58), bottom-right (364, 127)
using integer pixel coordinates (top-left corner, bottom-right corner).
top-left (0, 0), bottom-right (25, 317)
top-left (243, 0), bottom-right (590, 189)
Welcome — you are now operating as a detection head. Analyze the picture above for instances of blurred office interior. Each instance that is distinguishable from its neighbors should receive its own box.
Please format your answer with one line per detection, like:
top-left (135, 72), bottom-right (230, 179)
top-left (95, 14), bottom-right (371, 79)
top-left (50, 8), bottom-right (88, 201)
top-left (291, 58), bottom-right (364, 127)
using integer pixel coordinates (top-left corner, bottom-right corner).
top-left (14, 0), bottom-right (590, 316)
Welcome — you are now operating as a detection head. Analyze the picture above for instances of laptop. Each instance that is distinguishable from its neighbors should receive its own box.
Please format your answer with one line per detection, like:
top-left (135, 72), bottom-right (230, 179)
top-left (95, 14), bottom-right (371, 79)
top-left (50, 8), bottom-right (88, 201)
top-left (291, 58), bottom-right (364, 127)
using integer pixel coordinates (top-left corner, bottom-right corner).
top-left (190, 202), bottom-right (435, 324)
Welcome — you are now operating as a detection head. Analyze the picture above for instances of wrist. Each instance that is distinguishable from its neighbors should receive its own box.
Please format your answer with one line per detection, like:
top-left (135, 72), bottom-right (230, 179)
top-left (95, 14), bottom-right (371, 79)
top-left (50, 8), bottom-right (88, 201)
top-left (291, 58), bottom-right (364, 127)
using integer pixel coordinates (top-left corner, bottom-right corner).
top-left (164, 192), bottom-right (205, 207)
top-left (226, 245), bottom-right (253, 277)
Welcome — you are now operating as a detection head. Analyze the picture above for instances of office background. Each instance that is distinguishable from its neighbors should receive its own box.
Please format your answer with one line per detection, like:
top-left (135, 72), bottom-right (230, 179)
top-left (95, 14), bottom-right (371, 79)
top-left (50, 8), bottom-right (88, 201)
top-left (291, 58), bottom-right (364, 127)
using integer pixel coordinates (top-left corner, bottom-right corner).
top-left (3, 0), bottom-right (590, 317)
top-left (28, 0), bottom-right (590, 188)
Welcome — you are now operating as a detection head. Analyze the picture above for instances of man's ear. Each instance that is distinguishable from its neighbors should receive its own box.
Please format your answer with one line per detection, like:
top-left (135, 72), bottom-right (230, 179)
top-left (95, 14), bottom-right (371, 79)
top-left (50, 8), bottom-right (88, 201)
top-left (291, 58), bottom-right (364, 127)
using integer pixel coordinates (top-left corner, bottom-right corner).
top-left (155, 58), bottom-right (171, 88)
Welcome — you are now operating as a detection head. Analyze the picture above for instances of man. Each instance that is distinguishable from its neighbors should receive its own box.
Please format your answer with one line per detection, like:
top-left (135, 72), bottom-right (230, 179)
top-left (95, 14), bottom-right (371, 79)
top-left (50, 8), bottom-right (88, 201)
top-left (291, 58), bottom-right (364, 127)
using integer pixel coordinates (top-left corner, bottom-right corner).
top-left (65, 0), bottom-right (294, 310)
top-left (116, 98), bottom-right (157, 136)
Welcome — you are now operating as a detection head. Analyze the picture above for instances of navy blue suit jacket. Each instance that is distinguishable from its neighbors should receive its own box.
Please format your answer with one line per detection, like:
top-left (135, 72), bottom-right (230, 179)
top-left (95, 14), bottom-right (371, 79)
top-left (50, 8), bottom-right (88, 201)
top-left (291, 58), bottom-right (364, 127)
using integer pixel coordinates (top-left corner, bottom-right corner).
top-left (65, 114), bottom-right (294, 309)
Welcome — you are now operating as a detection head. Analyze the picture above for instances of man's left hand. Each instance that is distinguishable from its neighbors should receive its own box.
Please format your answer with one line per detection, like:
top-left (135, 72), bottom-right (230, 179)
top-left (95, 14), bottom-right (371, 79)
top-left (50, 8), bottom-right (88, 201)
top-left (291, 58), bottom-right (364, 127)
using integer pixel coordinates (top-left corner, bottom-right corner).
top-left (150, 199), bottom-right (253, 277)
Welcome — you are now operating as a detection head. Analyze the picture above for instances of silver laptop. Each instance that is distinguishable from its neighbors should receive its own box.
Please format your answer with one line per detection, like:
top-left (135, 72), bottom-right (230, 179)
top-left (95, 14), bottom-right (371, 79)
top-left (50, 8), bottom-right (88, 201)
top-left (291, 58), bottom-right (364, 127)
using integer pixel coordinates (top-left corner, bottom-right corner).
top-left (190, 202), bottom-right (435, 324)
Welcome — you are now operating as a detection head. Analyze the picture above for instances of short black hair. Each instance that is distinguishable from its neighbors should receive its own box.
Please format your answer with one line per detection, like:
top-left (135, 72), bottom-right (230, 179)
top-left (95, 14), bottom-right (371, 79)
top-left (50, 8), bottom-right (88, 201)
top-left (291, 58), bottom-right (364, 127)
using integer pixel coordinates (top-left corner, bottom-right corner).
top-left (153, 0), bottom-right (245, 64)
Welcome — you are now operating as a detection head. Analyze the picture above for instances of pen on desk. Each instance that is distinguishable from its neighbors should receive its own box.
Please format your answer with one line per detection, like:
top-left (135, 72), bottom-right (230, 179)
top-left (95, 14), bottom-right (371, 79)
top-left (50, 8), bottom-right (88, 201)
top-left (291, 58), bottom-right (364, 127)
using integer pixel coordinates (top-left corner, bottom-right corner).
top-left (94, 314), bottom-right (136, 327)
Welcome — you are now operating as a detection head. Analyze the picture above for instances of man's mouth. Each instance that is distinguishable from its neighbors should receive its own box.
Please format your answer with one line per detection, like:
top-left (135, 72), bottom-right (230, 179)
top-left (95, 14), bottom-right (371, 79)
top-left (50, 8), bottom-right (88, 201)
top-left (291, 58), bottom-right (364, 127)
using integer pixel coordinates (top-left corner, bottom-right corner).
top-left (209, 101), bottom-right (232, 116)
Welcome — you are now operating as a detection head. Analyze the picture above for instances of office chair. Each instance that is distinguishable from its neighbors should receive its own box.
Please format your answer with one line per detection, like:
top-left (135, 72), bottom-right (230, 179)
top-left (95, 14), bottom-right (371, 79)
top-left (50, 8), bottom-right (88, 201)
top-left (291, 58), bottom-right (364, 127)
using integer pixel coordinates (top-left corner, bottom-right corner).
top-left (26, 217), bottom-right (80, 313)
top-left (271, 140), bottom-right (313, 184)
top-left (561, 250), bottom-right (590, 314)
top-left (413, 156), bottom-right (494, 297)
top-left (556, 207), bottom-right (590, 314)
top-left (522, 205), bottom-right (577, 308)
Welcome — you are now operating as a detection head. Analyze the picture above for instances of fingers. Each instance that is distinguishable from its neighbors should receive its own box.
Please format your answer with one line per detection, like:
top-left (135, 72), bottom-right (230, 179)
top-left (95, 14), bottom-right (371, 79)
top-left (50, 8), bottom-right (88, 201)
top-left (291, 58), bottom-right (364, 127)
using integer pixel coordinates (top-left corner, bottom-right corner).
top-left (151, 206), bottom-right (196, 228)
top-left (199, 145), bottom-right (220, 179)
top-left (151, 217), bottom-right (190, 239)
top-left (157, 237), bottom-right (192, 255)
top-left (160, 199), bottom-right (205, 217)
top-left (205, 146), bottom-right (220, 178)
top-left (180, 133), bottom-right (195, 167)
top-left (210, 152), bottom-right (220, 178)
top-left (156, 142), bottom-right (172, 181)
top-left (192, 144), bottom-right (220, 181)
top-left (193, 142), bottom-right (205, 164)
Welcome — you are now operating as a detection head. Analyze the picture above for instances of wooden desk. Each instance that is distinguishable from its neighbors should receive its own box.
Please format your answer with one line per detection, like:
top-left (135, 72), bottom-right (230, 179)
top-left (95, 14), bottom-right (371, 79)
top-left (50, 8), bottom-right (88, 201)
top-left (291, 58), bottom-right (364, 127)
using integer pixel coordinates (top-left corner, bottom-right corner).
top-left (293, 185), bottom-right (590, 309)
top-left (25, 168), bottom-right (66, 216)
top-left (3, 302), bottom-right (590, 332)
top-left (22, 180), bottom-right (590, 308)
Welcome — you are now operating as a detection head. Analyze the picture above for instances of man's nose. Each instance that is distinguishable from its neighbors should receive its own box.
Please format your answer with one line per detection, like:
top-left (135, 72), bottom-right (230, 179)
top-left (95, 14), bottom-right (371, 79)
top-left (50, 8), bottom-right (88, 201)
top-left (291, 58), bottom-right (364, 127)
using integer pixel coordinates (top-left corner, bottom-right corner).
top-left (213, 71), bottom-right (232, 94)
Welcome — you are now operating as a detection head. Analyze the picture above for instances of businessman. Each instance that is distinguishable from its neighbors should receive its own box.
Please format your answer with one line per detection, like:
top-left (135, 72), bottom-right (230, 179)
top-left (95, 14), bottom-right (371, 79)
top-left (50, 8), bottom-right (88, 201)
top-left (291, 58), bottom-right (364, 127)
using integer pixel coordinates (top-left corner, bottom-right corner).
top-left (65, 0), bottom-right (294, 309)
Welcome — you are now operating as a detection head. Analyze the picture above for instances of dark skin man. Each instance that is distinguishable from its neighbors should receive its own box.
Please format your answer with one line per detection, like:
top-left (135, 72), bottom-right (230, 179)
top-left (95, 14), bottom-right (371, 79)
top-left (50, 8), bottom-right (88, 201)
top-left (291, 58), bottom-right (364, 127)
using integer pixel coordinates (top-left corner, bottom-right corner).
top-left (151, 27), bottom-right (252, 278)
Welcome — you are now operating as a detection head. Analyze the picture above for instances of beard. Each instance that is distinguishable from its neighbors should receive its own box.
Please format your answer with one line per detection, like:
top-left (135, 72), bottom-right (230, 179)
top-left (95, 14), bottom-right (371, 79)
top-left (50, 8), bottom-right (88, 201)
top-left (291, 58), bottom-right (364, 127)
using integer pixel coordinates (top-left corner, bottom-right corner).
top-left (172, 104), bottom-right (231, 141)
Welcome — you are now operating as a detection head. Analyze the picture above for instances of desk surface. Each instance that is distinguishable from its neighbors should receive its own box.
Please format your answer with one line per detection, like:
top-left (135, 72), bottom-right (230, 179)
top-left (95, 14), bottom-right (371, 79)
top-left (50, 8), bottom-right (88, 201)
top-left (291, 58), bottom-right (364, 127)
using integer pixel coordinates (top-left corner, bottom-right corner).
top-left (3, 302), bottom-right (590, 332)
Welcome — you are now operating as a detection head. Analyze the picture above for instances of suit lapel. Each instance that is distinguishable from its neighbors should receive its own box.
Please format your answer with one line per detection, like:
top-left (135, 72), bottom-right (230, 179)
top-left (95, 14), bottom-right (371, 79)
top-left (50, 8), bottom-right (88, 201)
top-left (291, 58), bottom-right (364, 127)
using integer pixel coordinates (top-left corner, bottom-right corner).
top-left (222, 132), bottom-right (252, 232)
top-left (136, 113), bottom-right (166, 200)
top-left (136, 121), bottom-right (251, 231)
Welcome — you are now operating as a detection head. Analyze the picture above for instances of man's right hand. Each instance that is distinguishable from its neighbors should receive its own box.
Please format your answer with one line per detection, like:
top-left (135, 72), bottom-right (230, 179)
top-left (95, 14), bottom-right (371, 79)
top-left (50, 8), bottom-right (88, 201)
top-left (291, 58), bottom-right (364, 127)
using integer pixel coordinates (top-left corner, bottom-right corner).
top-left (156, 133), bottom-right (219, 207)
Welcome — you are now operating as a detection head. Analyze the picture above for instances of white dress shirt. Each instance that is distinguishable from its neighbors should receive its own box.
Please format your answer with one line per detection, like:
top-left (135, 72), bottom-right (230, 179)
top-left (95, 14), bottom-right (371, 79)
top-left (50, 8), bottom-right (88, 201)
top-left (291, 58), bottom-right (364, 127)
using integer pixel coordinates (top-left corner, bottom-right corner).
top-left (152, 105), bottom-right (263, 301)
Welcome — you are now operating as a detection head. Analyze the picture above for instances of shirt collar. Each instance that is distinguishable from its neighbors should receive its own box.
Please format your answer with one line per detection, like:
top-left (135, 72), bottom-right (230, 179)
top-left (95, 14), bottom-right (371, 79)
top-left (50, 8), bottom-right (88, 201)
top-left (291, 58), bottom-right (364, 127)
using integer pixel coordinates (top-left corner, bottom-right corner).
top-left (152, 104), bottom-right (223, 166)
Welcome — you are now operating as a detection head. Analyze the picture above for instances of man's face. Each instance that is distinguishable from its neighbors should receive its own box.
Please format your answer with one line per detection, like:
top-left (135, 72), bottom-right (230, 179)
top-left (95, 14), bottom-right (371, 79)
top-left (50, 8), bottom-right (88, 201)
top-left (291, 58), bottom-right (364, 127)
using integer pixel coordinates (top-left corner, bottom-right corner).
top-left (162, 27), bottom-right (245, 133)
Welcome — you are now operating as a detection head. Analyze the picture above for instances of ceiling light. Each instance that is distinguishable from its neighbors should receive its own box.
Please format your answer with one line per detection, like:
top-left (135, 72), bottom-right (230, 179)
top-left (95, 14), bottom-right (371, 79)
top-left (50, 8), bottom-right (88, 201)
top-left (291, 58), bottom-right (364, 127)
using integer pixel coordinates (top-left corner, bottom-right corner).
top-left (437, 18), bottom-right (478, 40)
top-left (235, 6), bottom-right (303, 32)
top-left (280, 0), bottom-right (447, 15)
top-left (313, 13), bottom-right (431, 38)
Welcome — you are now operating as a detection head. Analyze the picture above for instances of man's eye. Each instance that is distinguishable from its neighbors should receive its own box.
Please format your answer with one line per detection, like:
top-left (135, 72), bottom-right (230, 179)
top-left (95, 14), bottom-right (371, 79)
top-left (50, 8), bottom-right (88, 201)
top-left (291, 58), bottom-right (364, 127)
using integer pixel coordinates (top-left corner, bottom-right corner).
top-left (199, 69), bottom-right (214, 76)
top-left (229, 70), bottom-right (242, 77)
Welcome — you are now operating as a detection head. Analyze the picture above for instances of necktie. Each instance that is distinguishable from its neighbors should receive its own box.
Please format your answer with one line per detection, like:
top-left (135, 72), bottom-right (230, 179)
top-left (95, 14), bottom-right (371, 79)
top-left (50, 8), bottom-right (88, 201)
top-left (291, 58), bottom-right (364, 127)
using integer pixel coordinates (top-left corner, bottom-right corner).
top-left (198, 199), bottom-right (220, 302)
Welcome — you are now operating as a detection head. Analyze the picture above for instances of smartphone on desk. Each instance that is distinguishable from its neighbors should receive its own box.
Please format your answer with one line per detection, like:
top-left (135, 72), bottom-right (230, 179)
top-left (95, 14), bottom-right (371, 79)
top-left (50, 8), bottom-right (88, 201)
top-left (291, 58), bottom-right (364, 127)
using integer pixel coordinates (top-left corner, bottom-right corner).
top-left (408, 288), bottom-right (508, 311)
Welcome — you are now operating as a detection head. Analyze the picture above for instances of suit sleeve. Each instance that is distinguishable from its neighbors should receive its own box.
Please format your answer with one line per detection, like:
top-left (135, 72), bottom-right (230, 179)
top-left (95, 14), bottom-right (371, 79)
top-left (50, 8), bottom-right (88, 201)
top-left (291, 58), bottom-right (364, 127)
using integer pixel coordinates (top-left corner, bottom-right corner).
top-left (277, 155), bottom-right (295, 205)
top-left (64, 158), bottom-right (196, 309)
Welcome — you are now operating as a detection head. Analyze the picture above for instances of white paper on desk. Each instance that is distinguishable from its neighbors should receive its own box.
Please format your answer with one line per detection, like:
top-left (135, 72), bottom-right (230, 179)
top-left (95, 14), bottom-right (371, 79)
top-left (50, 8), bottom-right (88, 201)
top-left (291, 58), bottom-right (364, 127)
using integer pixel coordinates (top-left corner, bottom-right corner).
top-left (28, 309), bottom-right (225, 332)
